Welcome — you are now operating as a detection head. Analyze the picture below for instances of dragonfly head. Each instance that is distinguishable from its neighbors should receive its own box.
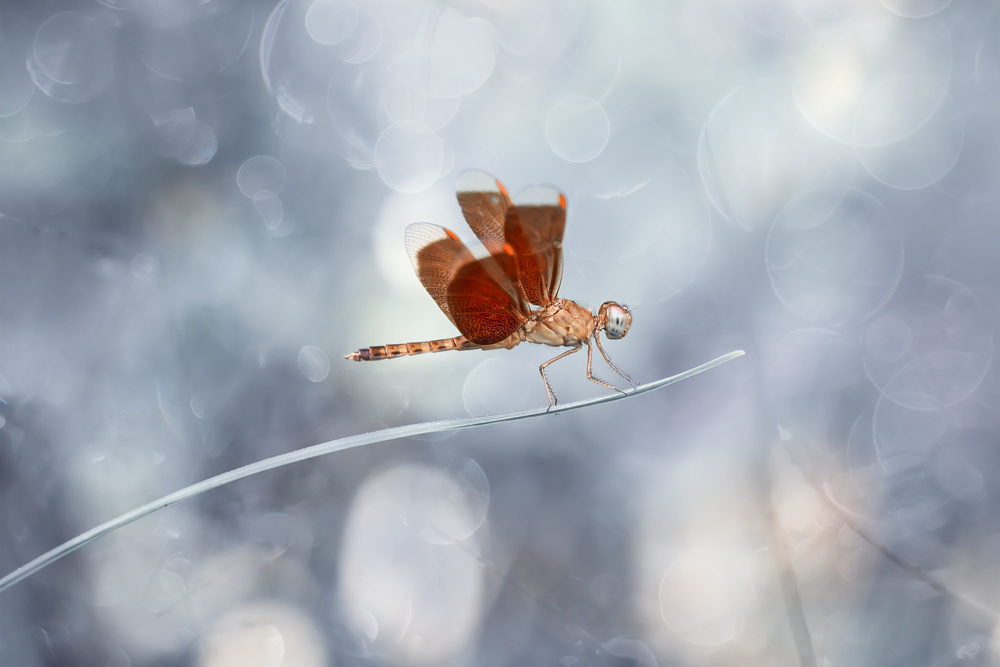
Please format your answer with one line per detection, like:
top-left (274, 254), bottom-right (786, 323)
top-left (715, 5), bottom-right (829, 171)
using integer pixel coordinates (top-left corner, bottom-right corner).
top-left (598, 301), bottom-right (632, 340)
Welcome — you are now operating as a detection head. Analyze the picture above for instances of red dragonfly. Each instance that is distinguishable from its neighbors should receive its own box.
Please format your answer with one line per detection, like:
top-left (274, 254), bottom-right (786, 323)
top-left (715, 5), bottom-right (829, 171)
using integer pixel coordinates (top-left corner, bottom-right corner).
top-left (345, 172), bottom-right (635, 407)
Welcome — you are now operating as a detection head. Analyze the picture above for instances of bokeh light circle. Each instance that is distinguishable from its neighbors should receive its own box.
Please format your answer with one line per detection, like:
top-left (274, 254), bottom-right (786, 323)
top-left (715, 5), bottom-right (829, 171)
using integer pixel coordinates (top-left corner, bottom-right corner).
top-left (765, 187), bottom-right (903, 326)
top-left (401, 9), bottom-right (498, 99)
top-left (29, 12), bottom-right (115, 103)
top-left (297, 346), bottom-right (331, 383)
top-left (545, 96), bottom-right (610, 163)
top-left (305, 0), bottom-right (358, 45)
top-left (237, 156), bottom-right (288, 199)
top-left (374, 121), bottom-right (444, 193)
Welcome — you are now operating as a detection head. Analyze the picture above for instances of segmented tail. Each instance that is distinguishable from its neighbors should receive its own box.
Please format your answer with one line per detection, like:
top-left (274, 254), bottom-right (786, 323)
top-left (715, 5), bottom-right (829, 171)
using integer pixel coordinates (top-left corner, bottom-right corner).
top-left (344, 336), bottom-right (478, 361)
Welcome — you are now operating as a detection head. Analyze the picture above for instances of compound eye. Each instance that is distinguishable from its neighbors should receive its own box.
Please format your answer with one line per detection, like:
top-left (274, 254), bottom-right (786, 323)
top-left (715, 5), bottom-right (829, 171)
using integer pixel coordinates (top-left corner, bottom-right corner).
top-left (605, 304), bottom-right (631, 339)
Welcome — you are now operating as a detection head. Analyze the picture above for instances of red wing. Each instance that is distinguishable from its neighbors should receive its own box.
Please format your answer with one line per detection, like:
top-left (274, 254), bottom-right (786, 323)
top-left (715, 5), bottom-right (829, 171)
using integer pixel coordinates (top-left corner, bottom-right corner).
top-left (456, 171), bottom-right (512, 257)
top-left (405, 222), bottom-right (528, 344)
top-left (507, 187), bottom-right (567, 306)
top-left (404, 223), bottom-right (475, 329)
top-left (447, 254), bottom-right (529, 345)
top-left (456, 173), bottom-right (568, 307)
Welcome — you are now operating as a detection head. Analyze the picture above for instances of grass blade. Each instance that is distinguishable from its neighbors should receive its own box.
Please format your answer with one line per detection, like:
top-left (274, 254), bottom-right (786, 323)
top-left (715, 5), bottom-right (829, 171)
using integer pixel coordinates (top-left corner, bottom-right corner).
top-left (0, 349), bottom-right (744, 594)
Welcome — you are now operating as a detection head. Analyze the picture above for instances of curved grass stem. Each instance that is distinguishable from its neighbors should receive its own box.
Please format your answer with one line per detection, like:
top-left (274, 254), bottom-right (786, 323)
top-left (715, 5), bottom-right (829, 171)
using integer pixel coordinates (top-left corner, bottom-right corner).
top-left (0, 349), bottom-right (744, 595)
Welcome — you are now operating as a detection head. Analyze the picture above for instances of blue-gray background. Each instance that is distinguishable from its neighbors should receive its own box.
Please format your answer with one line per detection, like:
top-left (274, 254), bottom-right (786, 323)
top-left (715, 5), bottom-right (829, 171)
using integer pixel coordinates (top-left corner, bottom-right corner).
top-left (1, 1), bottom-right (996, 665)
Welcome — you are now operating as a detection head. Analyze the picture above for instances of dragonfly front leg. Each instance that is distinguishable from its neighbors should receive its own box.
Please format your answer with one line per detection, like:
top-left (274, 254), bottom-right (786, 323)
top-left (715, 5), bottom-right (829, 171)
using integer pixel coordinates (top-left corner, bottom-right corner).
top-left (593, 333), bottom-right (637, 389)
top-left (539, 345), bottom-right (583, 408)
top-left (584, 339), bottom-right (630, 395)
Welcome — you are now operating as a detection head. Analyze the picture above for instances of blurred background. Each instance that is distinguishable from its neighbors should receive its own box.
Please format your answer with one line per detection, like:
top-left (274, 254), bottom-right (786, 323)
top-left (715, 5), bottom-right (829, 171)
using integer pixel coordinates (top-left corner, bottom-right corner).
top-left (1, 0), bottom-right (997, 665)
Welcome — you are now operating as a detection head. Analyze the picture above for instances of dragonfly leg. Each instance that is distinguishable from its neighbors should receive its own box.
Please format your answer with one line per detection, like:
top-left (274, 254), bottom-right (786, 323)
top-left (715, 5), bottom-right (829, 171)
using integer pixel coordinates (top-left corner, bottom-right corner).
top-left (593, 334), bottom-right (637, 389)
top-left (584, 339), bottom-right (629, 397)
top-left (539, 345), bottom-right (582, 408)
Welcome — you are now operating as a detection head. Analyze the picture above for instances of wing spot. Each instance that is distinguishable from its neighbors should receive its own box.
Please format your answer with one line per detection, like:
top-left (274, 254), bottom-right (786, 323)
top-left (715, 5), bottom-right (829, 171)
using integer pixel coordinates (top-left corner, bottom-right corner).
top-left (502, 242), bottom-right (515, 256)
top-left (444, 228), bottom-right (460, 241)
top-left (558, 194), bottom-right (567, 209)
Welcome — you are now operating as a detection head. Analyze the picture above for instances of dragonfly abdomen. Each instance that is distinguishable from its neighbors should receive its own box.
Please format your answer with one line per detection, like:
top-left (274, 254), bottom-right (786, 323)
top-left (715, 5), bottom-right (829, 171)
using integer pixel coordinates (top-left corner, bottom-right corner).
top-left (344, 336), bottom-right (477, 361)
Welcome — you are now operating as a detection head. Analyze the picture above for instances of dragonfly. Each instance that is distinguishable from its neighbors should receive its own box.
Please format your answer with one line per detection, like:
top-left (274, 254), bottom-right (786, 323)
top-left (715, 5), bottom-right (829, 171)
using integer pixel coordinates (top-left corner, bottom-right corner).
top-left (344, 172), bottom-right (636, 407)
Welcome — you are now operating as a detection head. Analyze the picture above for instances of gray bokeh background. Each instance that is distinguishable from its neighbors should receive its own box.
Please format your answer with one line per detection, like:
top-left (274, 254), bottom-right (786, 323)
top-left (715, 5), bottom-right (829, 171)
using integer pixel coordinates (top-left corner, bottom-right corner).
top-left (2, 0), bottom-right (997, 665)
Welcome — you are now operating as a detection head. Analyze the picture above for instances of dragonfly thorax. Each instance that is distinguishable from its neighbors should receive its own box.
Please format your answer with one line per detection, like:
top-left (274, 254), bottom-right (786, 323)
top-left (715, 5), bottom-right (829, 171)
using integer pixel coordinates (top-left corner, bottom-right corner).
top-left (515, 299), bottom-right (596, 348)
